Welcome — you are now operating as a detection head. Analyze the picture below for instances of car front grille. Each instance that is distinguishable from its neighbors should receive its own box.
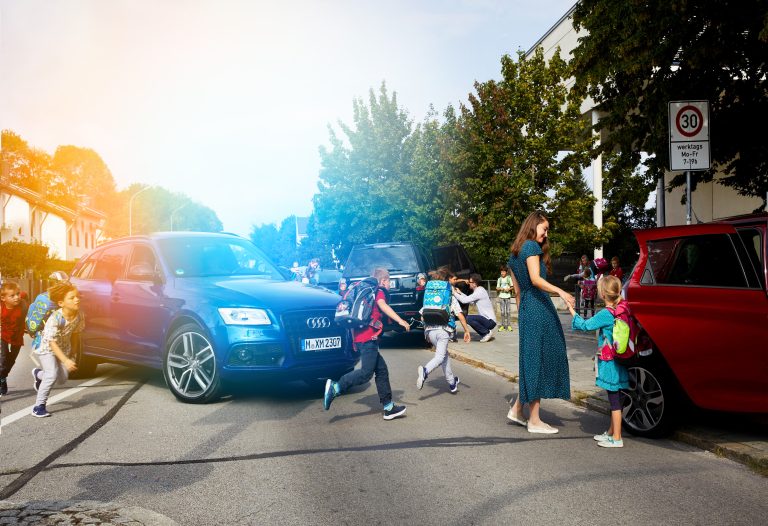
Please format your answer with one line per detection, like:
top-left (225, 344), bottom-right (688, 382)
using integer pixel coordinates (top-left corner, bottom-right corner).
top-left (281, 309), bottom-right (349, 358)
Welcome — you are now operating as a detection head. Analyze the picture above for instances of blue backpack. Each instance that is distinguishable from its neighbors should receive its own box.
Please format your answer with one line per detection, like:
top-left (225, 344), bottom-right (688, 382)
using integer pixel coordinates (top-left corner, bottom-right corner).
top-left (421, 280), bottom-right (455, 328)
top-left (25, 292), bottom-right (57, 348)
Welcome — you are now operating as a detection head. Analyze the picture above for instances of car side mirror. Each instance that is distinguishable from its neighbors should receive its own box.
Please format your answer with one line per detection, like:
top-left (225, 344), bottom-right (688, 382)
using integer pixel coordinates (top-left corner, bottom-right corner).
top-left (127, 263), bottom-right (159, 282)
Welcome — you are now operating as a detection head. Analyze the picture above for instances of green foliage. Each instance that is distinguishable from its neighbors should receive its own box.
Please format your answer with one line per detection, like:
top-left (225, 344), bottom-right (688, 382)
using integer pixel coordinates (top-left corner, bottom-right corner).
top-left (108, 184), bottom-right (223, 237)
top-left (572, 0), bottom-right (768, 209)
top-left (50, 145), bottom-right (118, 211)
top-left (444, 49), bottom-right (600, 270)
top-left (1, 130), bottom-right (52, 194)
top-left (313, 82), bottom-right (415, 260)
top-left (250, 216), bottom-right (301, 268)
top-left (0, 240), bottom-right (50, 279)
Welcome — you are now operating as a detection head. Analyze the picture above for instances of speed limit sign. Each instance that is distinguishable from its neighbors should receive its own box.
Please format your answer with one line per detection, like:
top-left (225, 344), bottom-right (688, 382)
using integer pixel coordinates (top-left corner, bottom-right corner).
top-left (669, 100), bottom-right (710, 170)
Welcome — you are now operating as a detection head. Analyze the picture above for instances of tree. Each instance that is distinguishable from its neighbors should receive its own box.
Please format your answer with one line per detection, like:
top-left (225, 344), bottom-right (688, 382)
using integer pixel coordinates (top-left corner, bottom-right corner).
top-left (571, 0), bottom-right (768, 210)
top-left (445, 48), bottom-right (599, 271)
top-left (0, 240), bottom-right (49, 279)
top-left (250, 216), bottom-right (300, 267)
top-left (50, 145), bottom-right (118, 211)
top-left (313, 82), bottom-right (414, 261)
top-left (1, 130), bottom-right (52, 194)
top-left (107, 184), bottom-right (223, 237)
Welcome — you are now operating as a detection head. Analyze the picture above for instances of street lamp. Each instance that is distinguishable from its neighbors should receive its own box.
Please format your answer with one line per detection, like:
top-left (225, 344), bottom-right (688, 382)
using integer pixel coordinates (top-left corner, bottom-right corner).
top-left (128, 186), bottom-right (153, 236)
top-left (170, 203), bottom-right (188, 231)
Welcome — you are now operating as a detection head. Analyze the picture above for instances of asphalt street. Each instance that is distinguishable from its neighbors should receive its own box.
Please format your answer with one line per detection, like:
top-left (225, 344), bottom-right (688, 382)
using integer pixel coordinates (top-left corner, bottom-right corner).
top-left (1, 335), bottom-right (766, 525)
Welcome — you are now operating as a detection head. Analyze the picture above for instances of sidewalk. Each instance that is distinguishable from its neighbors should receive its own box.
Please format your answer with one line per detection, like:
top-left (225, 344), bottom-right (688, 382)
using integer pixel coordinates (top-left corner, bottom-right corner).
top-left (443, 312), bottom-right (768, 476)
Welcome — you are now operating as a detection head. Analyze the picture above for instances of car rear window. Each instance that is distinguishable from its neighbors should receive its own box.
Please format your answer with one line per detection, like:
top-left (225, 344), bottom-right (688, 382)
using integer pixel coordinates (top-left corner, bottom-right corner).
top-left (345, 245), bottom-right (420, 276)
top-left (646, 234), bottom-right (752, 288)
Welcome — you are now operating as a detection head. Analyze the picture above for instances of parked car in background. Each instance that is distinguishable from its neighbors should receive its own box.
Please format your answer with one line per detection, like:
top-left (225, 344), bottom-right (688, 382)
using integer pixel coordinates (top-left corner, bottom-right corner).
top-left (67, 232), bottom-right (358, 403)
top-left (623, 213), bottom-right (768, 437)
top-left (342, 242), bottom-right (432, 329)
top-left (342, 241), bottom-right (476, 330)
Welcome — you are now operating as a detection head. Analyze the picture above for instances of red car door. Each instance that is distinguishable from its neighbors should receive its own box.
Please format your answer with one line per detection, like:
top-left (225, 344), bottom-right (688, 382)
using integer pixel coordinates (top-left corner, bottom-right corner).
top-left (629, 223), bottom-right (768, 413)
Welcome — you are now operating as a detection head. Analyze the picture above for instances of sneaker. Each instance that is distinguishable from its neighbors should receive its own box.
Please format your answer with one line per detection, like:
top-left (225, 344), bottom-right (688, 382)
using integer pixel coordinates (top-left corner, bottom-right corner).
top-left (383, 404), bottom-right (406, 420)
top-left (416, 365), bottom-right (427, 390)
top-left (0, 378), bottom-right (7, 396)
top-left (323, 379), bottom-right (336, 411)
top-left (449, 376), bottom-right (460, 394)
top-left (31, 405), bottom-right (51, 418)
top-left (32, 368), bottom-right (42, 392)
top-left (506, 326), bottom-right (514, 332)
top-left (498, 326), bottom-right (506, 332)
top-left (593, 431), bottom-right (611, 442)
top-left (597, 437), bottom-right (624, 448)
top-left (479, 332), bottom-right (494, 343)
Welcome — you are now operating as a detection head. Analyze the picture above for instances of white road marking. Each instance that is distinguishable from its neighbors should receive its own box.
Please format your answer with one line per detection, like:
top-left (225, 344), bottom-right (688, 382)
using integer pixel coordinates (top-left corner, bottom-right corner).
top-left (0, 372), bottom-right (118, 431)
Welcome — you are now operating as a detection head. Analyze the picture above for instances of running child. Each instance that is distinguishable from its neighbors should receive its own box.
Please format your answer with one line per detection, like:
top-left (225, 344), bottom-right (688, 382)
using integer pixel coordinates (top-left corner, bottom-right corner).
top-left (31, 281), bottom-right (85, 418)
top-left (568, 275), bottom-right (629, 448)
top-left (416, 268), bottom-right (471, 394)
top-left (323, 268), bottom-right (409, 420)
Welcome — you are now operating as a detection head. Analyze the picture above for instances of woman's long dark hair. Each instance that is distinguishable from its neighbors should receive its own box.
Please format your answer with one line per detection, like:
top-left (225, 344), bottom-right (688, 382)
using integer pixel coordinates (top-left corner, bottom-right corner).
top-left (510, 211), bottom-right (552, 274)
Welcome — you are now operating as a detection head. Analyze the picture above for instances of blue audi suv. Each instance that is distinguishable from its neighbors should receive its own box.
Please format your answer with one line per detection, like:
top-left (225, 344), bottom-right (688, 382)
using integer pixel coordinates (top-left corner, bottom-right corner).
top-left (68, 232), bottom-right (358, 403)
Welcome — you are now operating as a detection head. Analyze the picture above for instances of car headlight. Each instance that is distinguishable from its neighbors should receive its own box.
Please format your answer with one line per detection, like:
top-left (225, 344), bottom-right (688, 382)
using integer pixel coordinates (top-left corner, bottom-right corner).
top-left (218, 308), bottom-right (271, 326)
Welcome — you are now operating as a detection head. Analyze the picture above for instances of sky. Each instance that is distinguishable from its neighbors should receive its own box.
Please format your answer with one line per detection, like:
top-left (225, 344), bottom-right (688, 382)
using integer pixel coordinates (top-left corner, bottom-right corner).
top-left (0, 0), bottom-right (576, 237)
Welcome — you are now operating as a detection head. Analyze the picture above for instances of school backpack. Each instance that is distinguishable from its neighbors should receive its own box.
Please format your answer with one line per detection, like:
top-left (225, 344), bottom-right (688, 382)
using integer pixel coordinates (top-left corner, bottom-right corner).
top-left (591, 257), bottom-right (610, 277)
top-left (334, 277), bottom-right (381, 330)
top-left (421, 280), bottom-right (455, 328)
top-left (25, 293), bottom-right (57, 348)
top-left (600, 301), bottom-right (642, 361)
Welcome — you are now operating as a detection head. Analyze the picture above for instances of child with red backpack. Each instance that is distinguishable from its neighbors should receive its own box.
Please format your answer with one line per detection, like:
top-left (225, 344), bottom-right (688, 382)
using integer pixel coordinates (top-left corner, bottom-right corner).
top-left (568, 275), bottom-right (629, 448)
top-left (324, 268), bottom-right (410, 420)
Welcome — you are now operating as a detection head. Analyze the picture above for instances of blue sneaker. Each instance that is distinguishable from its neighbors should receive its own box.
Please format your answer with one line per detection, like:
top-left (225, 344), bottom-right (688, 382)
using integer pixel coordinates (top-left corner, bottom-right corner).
top-left (323, 379), bottom-right (336, 410)
top-left (449, 376), bottom-right (460, 394)
top-left (597, 437), bottom-right (624, 448)
top-left (31, 405), bottom-right (50, 418)
top-left (32, 368), bottom-right (42, 392)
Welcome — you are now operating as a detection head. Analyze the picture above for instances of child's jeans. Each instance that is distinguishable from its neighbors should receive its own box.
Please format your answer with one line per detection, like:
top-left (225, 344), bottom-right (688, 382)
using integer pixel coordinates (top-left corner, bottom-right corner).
top-left (35, 353), bottom-right (69, 407)
top-left (498, 297), bottom-right (512, 326)
top-left (424, 328), bottom-right (456, 384)
top-left (0, 340), bottom-right (22, 378)
top-left (337, 341), bottom-right (392, 407)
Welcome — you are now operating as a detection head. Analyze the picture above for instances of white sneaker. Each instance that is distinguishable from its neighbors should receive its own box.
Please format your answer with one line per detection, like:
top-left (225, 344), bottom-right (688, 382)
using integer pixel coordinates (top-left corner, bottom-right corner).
top-left (597, 437), bottom-right (624, 448)
top-left (416, 365), bottom-right (426, 390)
top-left (593, 431), bottom-right (610, 442)
top-left (480, 332), bottom-right (493, 343)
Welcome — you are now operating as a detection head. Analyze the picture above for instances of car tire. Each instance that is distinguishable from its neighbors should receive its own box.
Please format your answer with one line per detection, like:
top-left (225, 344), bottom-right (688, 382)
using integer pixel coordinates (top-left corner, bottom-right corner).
top-left (163, 323), bottom-right (222, 404)
top-left (69, 335), bottom-right (98, 379)
top-left (620, 357), bottom-right (680, 438)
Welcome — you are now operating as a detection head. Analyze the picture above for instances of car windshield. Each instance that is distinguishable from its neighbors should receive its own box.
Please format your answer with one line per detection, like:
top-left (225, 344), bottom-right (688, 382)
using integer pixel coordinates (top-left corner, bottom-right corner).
top-left (345, 245), bottom-right (419, 276)
top-left (157, 237), bottom-right (285, 279)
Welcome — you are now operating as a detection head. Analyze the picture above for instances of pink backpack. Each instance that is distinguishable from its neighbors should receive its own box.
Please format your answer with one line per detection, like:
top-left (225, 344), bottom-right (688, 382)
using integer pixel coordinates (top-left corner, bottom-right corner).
top-left (599, 301), bottom-right (645, 361)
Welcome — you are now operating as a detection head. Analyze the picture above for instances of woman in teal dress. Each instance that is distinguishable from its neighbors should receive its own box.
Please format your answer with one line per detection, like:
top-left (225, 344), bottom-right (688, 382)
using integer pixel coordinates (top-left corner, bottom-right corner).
top-left (506, 211), bottom-right (575, 434)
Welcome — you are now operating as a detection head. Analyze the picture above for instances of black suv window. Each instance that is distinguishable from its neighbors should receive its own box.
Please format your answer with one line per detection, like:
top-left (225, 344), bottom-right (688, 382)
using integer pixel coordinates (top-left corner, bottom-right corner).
top-left (126, 244), bottom-right (159, 281)
top-left (647, 234), bottom-right (750, 288)
top-left (345, 245), bottom-right (421, 276)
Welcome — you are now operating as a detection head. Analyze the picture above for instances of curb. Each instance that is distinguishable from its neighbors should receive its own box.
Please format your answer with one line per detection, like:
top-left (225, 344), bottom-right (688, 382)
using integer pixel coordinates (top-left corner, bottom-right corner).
top-left (441, 346), bottom-right (768, 477)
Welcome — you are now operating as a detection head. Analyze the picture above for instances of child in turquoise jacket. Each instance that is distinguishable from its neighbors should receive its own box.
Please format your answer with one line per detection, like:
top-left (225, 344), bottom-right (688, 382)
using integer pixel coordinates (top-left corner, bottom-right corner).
top-left (569, 275), bottom-right (629, 448)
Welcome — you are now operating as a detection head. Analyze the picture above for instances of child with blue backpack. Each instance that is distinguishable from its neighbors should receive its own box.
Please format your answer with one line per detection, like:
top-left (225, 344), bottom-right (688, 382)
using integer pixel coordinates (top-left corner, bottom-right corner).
top-left (568, 275), bottom-right (629, 448)
top-left (416, 268), bottom-right (471, 394)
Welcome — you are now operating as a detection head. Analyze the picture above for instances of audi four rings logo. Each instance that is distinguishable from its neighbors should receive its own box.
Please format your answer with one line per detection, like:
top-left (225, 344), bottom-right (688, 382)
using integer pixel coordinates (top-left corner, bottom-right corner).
top-left (306, 317), bottom-right (331, 329)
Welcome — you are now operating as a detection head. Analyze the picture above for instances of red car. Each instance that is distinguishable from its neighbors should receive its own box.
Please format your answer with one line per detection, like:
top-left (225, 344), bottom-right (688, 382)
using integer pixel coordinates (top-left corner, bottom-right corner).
top-left (623, 213), bottom-right (768, 437)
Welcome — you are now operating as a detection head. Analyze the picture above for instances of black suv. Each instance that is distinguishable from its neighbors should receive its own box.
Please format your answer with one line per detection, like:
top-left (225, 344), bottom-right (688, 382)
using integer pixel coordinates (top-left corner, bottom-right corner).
top-left (342, 241), bottom-right (476, 330)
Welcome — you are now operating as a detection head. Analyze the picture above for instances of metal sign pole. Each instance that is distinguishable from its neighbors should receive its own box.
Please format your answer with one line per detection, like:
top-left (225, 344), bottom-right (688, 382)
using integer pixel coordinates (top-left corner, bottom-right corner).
top-left (686, 171), bottom-right (692, 225)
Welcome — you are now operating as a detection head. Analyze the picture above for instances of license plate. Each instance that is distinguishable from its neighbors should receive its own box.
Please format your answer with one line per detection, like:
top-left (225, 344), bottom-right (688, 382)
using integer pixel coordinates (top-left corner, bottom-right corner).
top-left (301, 336), bottom-right (342, 351)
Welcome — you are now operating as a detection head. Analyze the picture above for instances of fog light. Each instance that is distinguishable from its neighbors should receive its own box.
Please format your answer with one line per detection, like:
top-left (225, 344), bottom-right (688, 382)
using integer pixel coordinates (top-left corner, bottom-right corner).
top-left (236, 348), bottom-right (252, 363)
